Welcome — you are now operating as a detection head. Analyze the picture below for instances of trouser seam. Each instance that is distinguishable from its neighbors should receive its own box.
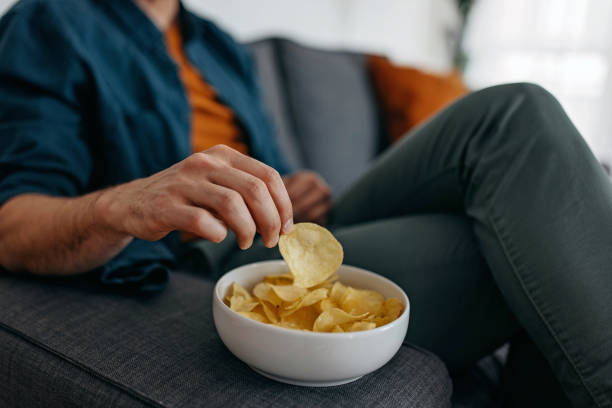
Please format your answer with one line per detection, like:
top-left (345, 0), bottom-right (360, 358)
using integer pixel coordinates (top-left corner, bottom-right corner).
top-left (487, 210), bottom-right (604, 407)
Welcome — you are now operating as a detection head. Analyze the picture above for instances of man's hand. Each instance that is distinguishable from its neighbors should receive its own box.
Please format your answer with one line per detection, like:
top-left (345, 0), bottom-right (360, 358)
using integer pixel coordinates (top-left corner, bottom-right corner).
top-left (283, 171), bottom-right (332, 225)
top-left (0, 145), bottom-right (294, 275)
top-left (97, 145), bottom-right (294, 250)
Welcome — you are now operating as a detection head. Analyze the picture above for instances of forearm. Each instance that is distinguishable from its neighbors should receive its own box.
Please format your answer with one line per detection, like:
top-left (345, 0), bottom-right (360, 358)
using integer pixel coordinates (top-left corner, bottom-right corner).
top-left (0, 192), bottom-right (132, 275)
top-left (0, 146), bottom-right (295, 276)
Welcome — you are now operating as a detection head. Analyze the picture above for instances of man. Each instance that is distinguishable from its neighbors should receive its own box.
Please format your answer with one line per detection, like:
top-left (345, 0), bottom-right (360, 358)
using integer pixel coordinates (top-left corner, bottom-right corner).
top-left (0, 0), bottom-right (611, 406)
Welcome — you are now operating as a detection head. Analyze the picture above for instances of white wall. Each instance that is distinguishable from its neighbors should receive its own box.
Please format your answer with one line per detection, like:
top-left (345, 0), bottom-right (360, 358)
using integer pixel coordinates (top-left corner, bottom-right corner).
top-left (0, 0), bottom-right (13, 14)
top-left (463, 0), bottom-right (612, 163)
top-left (183, 0), bottom-right (460, 71)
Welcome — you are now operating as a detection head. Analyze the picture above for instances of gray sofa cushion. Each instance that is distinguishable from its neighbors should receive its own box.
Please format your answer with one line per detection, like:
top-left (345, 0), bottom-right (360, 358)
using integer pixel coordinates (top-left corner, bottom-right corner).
top-left (0, 271), bottom-right (452, 407)
top-left (278, 40), bottom-right (380, 194)
top-left (252, 39), bottom-right (381, 195)
top-left (249, 39), bottom-right (305, 172)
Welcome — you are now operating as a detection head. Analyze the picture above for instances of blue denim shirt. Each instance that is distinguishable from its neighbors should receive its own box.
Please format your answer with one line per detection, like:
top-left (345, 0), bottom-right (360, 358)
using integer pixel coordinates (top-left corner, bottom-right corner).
top-left (0, 0), bottom-right (287, 290)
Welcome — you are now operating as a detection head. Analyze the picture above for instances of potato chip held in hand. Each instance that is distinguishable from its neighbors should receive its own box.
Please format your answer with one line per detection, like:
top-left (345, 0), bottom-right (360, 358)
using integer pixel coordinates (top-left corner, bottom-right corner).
top-left (279, 222), bottom-right (343, 288)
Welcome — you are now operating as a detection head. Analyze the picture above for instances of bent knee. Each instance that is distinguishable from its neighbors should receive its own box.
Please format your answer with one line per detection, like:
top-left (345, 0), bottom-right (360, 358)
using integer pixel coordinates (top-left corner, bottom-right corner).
top-left (482, 83), bottom-right (585, 150)
top-left (476, 82), bottom-right (558, 108)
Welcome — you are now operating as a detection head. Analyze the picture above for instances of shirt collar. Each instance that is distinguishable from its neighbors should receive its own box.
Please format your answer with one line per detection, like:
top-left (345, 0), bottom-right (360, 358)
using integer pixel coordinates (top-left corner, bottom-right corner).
top-left (177, 3), bottom-right (204, 45)
top-left (101, 0), bottom-right (198, 60)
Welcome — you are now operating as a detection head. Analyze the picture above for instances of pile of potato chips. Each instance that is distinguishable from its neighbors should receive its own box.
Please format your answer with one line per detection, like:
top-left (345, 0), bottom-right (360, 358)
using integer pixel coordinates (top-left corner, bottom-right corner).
top-left (224, 223), bottom-right (404, 332)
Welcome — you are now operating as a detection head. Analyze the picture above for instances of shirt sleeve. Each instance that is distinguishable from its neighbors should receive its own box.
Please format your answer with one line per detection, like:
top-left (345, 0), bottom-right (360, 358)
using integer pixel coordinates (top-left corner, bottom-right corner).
top-left (94, 239), bottom-right (173, 292)
top-left (0, 4), bottom-right (174, 290)
top-left (0, 5), bottom-right (92, 206)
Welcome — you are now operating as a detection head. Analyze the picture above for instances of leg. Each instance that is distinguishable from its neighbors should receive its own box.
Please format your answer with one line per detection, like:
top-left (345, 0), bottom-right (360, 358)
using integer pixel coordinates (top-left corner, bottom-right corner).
top-left (501, 331), bottom-right (573, 407)
top-left (333, 83), bottom-right (612, 407)
top-left (334, 214), bottom-right (518, 371)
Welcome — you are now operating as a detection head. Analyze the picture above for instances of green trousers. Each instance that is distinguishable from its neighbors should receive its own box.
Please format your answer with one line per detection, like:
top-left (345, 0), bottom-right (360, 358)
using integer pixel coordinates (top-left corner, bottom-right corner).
top-left (189, 83), bottom-right (612, 407)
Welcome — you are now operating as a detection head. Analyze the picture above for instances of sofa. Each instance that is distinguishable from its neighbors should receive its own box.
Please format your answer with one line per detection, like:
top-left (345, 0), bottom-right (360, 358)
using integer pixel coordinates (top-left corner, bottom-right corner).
top-left (0, 37), bottom-right (501, 407)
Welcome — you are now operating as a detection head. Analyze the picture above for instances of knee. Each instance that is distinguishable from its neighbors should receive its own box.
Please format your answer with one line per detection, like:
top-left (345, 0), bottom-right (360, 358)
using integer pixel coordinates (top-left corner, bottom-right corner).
top-left (477, 82), bottom-right (572, 142)
top-left (480, 82), bottom-right (559, 110)
top-left (460, 82), bottom-right (587, 160)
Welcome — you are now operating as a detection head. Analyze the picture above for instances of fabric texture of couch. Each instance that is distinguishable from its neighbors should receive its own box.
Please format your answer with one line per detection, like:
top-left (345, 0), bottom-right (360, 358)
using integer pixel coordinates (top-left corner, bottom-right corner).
top-left (0, 271), bottom-right (452, 408)
top-left (0, 38), bottom-right (457, 407)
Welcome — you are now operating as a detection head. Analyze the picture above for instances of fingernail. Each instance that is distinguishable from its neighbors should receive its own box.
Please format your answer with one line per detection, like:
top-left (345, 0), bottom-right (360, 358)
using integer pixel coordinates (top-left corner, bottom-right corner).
top-left (267, 234), bottom-right (279, 248)
top-left (240, 239), bottom-right (253, 250)
top-left (282, 219), bottom-right (293, 234)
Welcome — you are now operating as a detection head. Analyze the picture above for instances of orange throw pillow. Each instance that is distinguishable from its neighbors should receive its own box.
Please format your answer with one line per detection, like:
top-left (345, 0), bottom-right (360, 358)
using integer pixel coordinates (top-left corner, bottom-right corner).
top-left (368, 55), bottom-right (469, 143)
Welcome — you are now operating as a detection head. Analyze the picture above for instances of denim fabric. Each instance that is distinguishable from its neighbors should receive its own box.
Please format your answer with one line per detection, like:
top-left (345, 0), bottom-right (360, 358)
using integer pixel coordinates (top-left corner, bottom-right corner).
top-left (331, 83), bottom-right (612, 406)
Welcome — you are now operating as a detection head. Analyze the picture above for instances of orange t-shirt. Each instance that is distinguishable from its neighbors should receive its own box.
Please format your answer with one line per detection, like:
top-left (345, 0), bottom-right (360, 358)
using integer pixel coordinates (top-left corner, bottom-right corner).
top-left (165, 21), bottom-right (249, 155)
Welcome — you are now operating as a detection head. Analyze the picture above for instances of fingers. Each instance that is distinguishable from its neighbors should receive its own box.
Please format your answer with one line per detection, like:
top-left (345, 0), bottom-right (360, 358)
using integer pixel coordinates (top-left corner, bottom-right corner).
top-left (208, 166), bottom-right (281, 248)
top-left (169, 205), bottom-right (228, 243)
top-left (215, 146), bottom-right (293, 235)
top-left (188, 182), bottom-right (258, 250)
top-left (178, 146), bottom-right (295, 248)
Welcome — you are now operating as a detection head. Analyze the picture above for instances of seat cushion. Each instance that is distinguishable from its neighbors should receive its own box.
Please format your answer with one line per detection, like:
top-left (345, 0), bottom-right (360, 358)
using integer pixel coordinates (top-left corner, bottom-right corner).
top-left (0, 271), bottom-right (452, 407)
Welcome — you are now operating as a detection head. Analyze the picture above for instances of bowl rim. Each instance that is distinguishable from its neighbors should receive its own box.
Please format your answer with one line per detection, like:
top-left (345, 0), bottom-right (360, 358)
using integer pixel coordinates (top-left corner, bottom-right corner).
top-left (213, 260), bottom-right (410, 338)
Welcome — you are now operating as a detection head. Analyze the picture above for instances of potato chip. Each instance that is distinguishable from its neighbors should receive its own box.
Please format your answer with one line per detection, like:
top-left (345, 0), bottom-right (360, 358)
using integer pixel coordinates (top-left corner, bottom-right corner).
top-left (340, 287), bottom-right (384, 316)
top-left (365, 298), bottom-right (405, 327)
top-left (329, 281), bottom-right (347, 304)
top-left (227, 283), bottom-right (259, 312)
top-left (313, 307), bottom-right (368, 332)
top-left (383, 298), bottom-right (404, 320)
top-left (285, 288), bottom-right (329, 311)
top-left (252, 282), bottom-right (282, 306)
top-left (279, 223), bottom-right (343, 288)
top-left (311, 274), bottom-right (339, 290)
top-left (231, 282), bottom-right (253, 301)
top-left (263, 273), bottom-right (294, 285)
top-left (269, 284), bottom-right (308, 302)
top-left (278, 306), bottom-right (318, 331)
top-left (227, 278), bottom-right (403, 332)
top-left (229, 296), bottom-right (259, 313)
top-left (315, 298), bottom-right (339, 314)
top-left (239, 311), bottom-right (269, 323)
top-left (281, 288), bottom-right (329, 318)
top-left (260, 300), bottom-right (279, 323)
top-left (346, 321), bottom-right (377, 332)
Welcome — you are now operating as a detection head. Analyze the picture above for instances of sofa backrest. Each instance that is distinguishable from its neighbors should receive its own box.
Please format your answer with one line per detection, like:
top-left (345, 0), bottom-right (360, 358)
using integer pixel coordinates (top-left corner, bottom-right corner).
top-left (248, 38), bottom-right (383, 195)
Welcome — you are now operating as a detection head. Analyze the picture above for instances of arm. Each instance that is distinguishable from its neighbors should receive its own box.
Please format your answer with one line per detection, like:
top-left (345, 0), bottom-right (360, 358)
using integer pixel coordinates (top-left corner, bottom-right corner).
top-left (0, 146), bottom-right (293, 276)
top-left (0, 192), bottom-right (131, 275)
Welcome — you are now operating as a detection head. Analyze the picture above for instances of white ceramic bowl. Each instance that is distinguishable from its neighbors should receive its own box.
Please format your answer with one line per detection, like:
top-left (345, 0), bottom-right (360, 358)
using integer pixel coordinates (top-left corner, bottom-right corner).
top-left (213, 260), bottom-right (410, 387)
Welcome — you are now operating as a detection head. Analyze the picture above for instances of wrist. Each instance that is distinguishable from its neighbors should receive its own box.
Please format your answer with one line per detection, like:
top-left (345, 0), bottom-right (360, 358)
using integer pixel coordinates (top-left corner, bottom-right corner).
top-left (92, 186), bottom-right (130, 239)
